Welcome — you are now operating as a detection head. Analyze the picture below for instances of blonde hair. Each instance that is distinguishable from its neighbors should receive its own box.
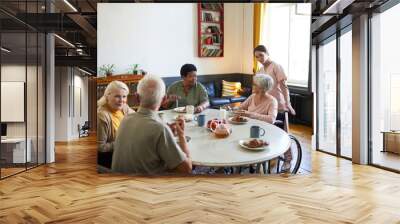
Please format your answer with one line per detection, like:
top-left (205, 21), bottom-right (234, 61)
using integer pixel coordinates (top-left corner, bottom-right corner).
top-left (97, 80), bottom-right (129, 108)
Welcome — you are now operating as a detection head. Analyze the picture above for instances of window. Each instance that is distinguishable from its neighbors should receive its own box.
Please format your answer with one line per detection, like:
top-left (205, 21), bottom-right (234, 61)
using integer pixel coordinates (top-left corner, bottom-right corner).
top-left (317, 37), bottom-right (337, 154)
top-left (370, 2), bottom-right (400, 171)
top-left (0, 2), bottom-right (47, 179)
top-left (340, 28), bottom-right (352, 158)
top-left (261, 3), bottom-right (311, 88)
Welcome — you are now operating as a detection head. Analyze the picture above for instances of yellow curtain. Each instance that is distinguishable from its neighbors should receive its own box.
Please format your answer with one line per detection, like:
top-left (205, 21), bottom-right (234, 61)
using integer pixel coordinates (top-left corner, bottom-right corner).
top-left (253, 3), bottom-right (265, 73)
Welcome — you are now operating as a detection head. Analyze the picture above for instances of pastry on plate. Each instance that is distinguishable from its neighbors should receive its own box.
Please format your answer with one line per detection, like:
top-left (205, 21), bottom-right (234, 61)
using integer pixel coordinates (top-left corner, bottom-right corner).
top-left (243, 139), bottom-right (268, 148)
top-left (231, 115), bottom-right (248, 122)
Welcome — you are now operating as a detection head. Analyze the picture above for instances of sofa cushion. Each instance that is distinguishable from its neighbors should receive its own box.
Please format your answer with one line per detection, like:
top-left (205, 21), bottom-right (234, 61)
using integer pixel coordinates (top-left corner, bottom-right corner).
top-left (202, 82), bottom-right (215, 98)
top-left (209, 97), bottom-right (231, 106)
top-left (229, 96), bottom-right (247, 103)
top-left (222, 80), bottom-right (241, 97)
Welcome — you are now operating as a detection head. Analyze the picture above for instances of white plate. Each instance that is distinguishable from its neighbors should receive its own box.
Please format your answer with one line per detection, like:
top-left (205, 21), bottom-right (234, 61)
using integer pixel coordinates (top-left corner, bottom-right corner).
top-left (238, 139), bottom-right (267, 151)
top-left (173, 107), bottom-right (186, 113)
top-left (228, 116), bottom-right (249, 125)
top-left (174, 114), bottom-right (193, 122)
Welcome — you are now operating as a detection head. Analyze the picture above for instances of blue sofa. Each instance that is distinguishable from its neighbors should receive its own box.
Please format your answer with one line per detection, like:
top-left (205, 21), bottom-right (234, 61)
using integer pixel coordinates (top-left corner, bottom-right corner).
top-left (163, 73), bottom-right (253, 108)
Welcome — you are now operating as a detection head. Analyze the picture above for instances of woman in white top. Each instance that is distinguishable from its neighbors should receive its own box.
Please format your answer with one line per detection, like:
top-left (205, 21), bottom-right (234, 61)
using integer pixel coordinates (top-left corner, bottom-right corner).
top-left (253, 45), bottom-right (295, 172)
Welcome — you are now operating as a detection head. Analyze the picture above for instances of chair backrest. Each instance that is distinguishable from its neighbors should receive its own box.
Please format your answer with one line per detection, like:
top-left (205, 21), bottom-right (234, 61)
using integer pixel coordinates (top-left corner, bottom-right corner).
top-left (82, 121), bottom-right (90, 129)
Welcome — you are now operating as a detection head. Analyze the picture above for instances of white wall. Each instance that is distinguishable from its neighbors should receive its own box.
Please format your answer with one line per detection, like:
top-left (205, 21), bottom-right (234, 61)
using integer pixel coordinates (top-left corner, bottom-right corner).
top-left (1, 65), bottom-right (40, 137)
top-left (55, 67), bottom-right (69, 141)
top-left (55, 67), bottom-right (89, 141)
top-left (98, 3), bottom-right (253, 77)
top-left (1, 64), bottom-right (46, 164)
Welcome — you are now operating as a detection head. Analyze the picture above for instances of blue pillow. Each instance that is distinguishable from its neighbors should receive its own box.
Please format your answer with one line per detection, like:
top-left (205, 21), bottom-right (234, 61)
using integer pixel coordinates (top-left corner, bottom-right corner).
top-left (202, 82), bottom-right (215, 98)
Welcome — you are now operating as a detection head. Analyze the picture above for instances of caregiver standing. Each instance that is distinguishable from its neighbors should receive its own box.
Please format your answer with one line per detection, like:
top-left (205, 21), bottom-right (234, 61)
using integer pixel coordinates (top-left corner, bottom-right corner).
top-left (253, 44), bottom-right (295, 172)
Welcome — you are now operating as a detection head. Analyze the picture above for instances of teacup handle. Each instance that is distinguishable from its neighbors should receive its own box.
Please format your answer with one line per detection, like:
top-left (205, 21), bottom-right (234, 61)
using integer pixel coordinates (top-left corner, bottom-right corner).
top-left (260, 127), bottom-right (265, 137)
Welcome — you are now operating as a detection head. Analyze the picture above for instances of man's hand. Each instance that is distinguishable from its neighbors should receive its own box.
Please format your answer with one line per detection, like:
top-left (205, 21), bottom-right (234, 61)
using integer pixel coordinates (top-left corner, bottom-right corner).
top-left (175, 118), bottom-right (185, 137)
top-left (168, 94), bottom-right (181, 102)
top-left (167, 122), bottom-right (177, 136)
top-left (195, 105), bottom-right (204, 113)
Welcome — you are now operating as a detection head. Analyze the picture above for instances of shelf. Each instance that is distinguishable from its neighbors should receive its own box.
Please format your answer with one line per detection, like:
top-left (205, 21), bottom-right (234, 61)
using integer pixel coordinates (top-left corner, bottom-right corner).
top-left (96, 74), bottom-right (144, 84)
top-left (201, 8), bottom-right (222, 13)
top-left (201, 32), bottom-right (222, 35)
top-left (198, 3), bottom-right (223, 58)
top-left (201, 21), bottom-right (221, 24)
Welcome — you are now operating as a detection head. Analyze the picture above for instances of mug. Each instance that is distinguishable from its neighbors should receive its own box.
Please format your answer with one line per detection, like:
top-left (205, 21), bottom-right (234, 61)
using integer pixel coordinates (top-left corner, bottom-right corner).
top-left (194, 114), bottom-right (206, 127)
top-left (250, 126), bottom-right (265, 138)
top-left (186, 105), bottom-right (195, 115)
top-left (219, 108), bottom-right (227, 120)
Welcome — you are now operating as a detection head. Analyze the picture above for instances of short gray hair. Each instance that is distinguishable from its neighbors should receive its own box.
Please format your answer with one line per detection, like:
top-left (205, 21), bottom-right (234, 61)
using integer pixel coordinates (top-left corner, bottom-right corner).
top-left (253, 74), bottom-right (274, 92)
top-left (137, 75), bottom-right (166, 107)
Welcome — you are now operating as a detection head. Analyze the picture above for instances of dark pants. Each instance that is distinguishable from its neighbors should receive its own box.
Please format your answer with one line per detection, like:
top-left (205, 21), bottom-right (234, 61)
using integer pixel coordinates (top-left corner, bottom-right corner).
top-left (98, 152), bottom-right (113, 169)
top-left (275, 112), bottom-right (286, 130)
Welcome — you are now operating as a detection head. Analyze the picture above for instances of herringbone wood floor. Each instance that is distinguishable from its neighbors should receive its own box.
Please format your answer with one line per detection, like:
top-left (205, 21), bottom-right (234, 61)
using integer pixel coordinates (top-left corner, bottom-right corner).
top-left (1, 125), bottom-right (400, 223)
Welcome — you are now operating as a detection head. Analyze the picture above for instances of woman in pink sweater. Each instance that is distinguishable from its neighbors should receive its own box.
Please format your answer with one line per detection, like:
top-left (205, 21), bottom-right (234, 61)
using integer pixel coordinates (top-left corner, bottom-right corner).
top-left (236, 74), bottom-right (278, 124)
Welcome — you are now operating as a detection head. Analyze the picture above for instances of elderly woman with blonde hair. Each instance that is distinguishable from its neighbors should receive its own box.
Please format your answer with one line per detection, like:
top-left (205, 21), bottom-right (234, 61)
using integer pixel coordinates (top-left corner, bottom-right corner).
top-left (236, 74), bottom-right (278, 124)
top-left (97, 80), bottom-right (134, 170)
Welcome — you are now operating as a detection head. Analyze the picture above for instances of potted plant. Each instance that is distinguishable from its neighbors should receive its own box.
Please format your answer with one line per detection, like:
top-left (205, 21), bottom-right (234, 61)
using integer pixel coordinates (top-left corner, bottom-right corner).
top-left (99, 64), bottom-right (115, 77)
top-left (128, 64), bottom-right (140, 75)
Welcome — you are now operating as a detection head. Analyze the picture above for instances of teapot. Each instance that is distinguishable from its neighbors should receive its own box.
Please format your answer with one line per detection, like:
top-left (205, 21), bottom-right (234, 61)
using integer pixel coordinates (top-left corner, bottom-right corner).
top-left (210, 120), bottom-right (232, 138)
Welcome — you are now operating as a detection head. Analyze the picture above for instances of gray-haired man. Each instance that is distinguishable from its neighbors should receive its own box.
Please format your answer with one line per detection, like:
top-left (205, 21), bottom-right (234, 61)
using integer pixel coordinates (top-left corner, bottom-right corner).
top-left (111, 75), bottom-right (192, 174)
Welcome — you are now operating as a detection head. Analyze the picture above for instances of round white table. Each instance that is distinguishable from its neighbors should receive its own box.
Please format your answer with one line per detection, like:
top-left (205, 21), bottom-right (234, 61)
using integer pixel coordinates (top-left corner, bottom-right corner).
top-left (162, 109), bottom-right (291, 167)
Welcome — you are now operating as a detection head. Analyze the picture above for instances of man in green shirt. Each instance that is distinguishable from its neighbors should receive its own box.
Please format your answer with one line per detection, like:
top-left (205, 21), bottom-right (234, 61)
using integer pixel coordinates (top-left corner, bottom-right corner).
top-left (162, 64), bottom-right (209, 113)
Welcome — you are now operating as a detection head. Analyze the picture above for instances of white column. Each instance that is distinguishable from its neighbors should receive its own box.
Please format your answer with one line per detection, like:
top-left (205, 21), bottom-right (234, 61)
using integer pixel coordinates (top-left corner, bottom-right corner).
top-left (46, 33), bottom-right (55, 163)
top-left (311, 45), bottom-right (317, 150)
top-left (352, 14), bottom-right (369, 164)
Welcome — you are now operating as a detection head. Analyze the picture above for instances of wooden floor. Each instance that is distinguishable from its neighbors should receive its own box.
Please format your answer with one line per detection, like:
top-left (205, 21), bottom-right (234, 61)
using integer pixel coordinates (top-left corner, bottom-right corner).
top-left (372, 150), bottom-right (400, 171)
top-left (1, 125), bottom-right (400, 223)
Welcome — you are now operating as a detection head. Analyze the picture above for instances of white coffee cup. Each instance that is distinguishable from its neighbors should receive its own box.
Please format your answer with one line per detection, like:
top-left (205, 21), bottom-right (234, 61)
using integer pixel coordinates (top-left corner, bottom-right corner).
top-left (186, 105), bottom-right (195, 115)
top-left (219, 108), bottom-right (227, 120)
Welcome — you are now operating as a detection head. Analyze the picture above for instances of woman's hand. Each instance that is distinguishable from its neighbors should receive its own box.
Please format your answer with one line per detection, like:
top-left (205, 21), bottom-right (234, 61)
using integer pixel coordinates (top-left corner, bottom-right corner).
top-left (287, 104), bottom-right (296, 115)
top-left (234, 110), bottom-right (250, 117)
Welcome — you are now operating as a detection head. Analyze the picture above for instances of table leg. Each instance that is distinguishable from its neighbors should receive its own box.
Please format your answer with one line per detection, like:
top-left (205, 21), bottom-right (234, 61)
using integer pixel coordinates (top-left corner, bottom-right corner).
top-left (256, 163), bottom-right (261, 174)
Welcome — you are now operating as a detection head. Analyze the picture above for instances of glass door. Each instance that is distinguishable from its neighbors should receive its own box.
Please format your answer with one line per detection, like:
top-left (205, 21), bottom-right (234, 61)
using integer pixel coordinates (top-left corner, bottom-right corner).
top-left (317, 36), bottom-right (337, 155)
top-left (370, 3), bottom-right (400, 171)
top-left (0, 1), bottom-right (47, 179)
top-left (339, 28), bottom-right (352, 158)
